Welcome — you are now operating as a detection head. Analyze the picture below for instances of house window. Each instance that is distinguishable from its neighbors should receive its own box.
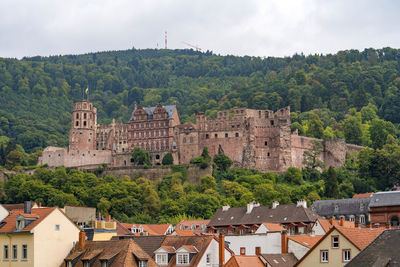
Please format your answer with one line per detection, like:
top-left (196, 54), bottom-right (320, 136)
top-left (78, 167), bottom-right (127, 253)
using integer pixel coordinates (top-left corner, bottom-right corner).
top-left (3, 245), bottom-right (8, 260)
top-left (12, 244), bottom-right (17, 260)
top-left (240, 247), bottom-right (246, 255)
top-left (22, 244), bottom-right (27, 260)
top-left (190, 137), bottom-right (193, 143)
top-left (66, 261), bottom-right (72, 267)
top-left (334, 205), bottom-right (339, 212)
top-left (156, 254), bottom-right (167, 265)
top-left (55, 224), bottom-right (60, 231)
top-left (183, 137), bottom-right (186, 143)
top-left (177, 253), bottom-right (189, 265)
top-left (101, 261), bottom-right (107, 267)
top-left (332, 236), bottom-right (339, 248)
top-left (320, 250), bottom-right (328, 263)
top-left (360, 215), bottom-right (366, 224)
top-left (206, 254), bottom-right (211, 264)
top-left (298, 226), bottom-right (304, 234)
top-left (360, 203), bottom-right (364, 211)
top-left (83, 261), bottom-right (90, 267)
top-left (343, 249), bottom-right (351, 262)
top-left (349, 216), bottom-right (355, 222)
top-left (139, 261), bottom-right (147, 267)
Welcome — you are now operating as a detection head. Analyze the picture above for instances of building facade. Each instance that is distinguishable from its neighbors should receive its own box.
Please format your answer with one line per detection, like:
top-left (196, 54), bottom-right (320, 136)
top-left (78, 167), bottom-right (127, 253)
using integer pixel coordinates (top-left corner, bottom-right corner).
top-left (40, 101), bottom-right (362, 172)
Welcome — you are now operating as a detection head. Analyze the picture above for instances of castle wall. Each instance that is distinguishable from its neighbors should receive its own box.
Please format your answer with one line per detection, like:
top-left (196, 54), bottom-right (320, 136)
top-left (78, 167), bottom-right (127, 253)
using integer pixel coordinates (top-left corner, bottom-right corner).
top-left (290, 135), bottom-right (324, 169)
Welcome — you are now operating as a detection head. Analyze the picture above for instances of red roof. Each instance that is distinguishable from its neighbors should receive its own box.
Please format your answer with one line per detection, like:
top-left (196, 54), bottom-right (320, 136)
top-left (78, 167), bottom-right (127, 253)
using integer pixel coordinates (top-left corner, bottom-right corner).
top-left (121, 223), bottom-right (171, 235)
top-left (353, 192), bottom-right (373, 198)
top-left (288, 235), bottom-right (323, 248)
top-left (224, 255), bottom-right (264, 267)
top-left (262, 223), bottom-right (285, 232)
top-left (0, 207), bottom-right (56, 233)
top-left (174, 229), bottom-right (196, 236)
top-left (317, 218), bottom-right (355, 233)
top-left (335, 226), bottom-right (386, 250)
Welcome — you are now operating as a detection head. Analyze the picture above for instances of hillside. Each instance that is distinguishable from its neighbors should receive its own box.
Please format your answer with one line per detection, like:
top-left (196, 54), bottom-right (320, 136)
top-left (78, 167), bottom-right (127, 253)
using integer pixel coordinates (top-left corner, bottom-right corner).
top-left (0, 47), bottom-right (400, 154)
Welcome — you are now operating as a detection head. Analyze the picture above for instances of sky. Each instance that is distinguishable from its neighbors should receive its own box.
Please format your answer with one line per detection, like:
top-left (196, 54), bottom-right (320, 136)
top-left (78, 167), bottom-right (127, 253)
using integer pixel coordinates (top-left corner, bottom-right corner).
top-left (0, 0), bottom-right (399, 59)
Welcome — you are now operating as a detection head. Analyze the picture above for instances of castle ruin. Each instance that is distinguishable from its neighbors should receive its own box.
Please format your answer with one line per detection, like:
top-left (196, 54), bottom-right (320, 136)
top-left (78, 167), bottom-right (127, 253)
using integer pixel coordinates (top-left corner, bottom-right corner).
top-left (39, 101), bottom-right (361, 172)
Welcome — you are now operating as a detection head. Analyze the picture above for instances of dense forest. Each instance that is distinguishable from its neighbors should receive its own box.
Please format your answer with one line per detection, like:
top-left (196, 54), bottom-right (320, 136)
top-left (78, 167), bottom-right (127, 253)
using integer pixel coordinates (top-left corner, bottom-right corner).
top-left (1, 47), bottom-right (400, 222)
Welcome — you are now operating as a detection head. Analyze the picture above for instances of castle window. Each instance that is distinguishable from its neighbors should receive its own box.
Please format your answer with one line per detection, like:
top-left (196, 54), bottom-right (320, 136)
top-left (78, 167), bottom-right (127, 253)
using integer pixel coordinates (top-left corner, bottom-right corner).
top-left (235, 133), bottom-right (239, 137)
top-left (183, 137), bottom-right (187, 143)
top-left (265, 111), bottom-right (269, 118)
top-left (76, 121), bottom-right (79, 126)
top-left (151, 131), bottom-right (154, 137)
top-left (265, 141), bottom-right (268, 146)
top-left (259, 111), bottom-right (261, 118)
top-left (232, 125), bottom-right (235, 128)
top-left (267, 152), bottom-right (270, 157)
top-left (76, 113), bottom-right (79, 119)
top-left (84, 113), bottom-right (87, 119)
top-left (83, 121), bottom-right (87, 126)
top-left (146, 132), bottom-right (149, 137)
top-left (225, 133), bottom-right (228, 138)
top-left (156, 154), bottom-right (160, 159)
top-left (206, 134), bottom-right (209, 139)
top-left (270, 120), bottom-right (274, 126)
top-left (190, 137), bottom-right (194, 143)
top-left (146, 123), bottom-right (149, 128)
top-left (215, 134), bottom-right (218, 138)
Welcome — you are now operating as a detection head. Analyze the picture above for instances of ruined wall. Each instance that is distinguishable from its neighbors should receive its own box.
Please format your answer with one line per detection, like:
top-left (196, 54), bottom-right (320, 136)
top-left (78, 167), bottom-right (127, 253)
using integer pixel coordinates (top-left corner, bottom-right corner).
top-left (290, 135), bottom-right (322, 169)
top-left (100, 166), bottom-right (212, 184)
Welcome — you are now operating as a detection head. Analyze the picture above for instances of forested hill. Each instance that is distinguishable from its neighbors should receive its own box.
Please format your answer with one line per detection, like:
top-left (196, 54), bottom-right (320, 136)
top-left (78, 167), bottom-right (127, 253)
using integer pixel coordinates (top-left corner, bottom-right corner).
top-left (1, 47), bottom-right (400, 153)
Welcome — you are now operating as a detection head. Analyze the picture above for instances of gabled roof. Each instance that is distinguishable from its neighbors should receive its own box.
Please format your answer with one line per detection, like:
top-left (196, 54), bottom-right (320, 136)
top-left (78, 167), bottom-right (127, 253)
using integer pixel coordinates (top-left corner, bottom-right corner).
top-left (346, 229), bottom-right (400, 267)
top-left (224, 255), bottom-right (264, 267)
top-left (130, 105), bottom-right (176, 122)
top-left (316, 218), bottom-right (355, 233)
top-left (173, 229), bottom-right (196, 236)
top-left (0, 207), bottom-right (57, 233)
top-left (294, 226), bottom-right (386, 266)
top-left (262, 223), bottom-right (285, 232)
top-left (310, 197), bottom-right (370, 216)
top-left (288, 235), bottom-right (323, 249)
top-left (208, 204), bottom-right (318, 227)
top-left (369, 191), bottom-right (400, 207)
top-left (176, 219), bottom-right (209, 234)
top-left (259, 253), bottom-right (298, 267)
top-left (121, 223), bottom-right (172, 235)
top-left (131, 236), bottom-right (166, 258)
top-left (63, 239), bottom-right (158, 267)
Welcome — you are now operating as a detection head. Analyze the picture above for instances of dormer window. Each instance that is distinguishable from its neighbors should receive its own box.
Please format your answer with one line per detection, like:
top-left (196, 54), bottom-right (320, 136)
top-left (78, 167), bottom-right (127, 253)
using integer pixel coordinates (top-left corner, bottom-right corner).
top-left (177, 253), bottom-right (189, 265)
top-left (101, 261), bottom-right (107, 267)
top-left (156, 254), bottom-right (168, 265)
top-left (138, 260), bottom-right (147, 267)
top-left (16, 217), bottom-right (24, 230)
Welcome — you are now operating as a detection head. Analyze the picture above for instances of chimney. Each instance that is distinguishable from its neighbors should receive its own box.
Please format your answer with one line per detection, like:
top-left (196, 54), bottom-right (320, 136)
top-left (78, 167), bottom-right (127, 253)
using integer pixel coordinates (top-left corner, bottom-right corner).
top-left (296, 199), bottom-right (307, 208)
top-left (247, 202), bottom-right (254, 214)
top-left (355, 221), bottom-right (360, 228)
top-left (339, 217), bottom-right (344, 226)
top-left (24, 201), bottom-right (31, 214)
top-left (255, 247), bottom-right (261, 256)
top-left (272, 201), bottom-right (279, 209)
top-left (366, 222), bottom-right (371, 228)
top-left (222, 205), bottom-right (230, 212)
top-left (105, 215), bottom-right (111, 221)
top-left (329, 217), bottom-right (334, 225)
top-left (77, 231), bottom-right (86, 250)
top-left (219, 234), bottom-right (225, 267)
top-left (386, 223), bottom-right (391, 229)
top-left (281, 230), bottom-right (288, 253)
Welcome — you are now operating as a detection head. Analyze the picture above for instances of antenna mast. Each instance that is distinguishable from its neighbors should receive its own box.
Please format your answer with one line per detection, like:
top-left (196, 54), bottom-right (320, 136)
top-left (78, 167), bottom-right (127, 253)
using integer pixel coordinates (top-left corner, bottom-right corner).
top-left (165, 31), bottom-right (167, 49)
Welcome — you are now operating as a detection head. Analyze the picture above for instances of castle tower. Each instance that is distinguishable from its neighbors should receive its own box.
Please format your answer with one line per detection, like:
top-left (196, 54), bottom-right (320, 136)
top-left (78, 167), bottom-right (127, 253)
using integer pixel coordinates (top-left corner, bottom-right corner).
top-left (69, 101), bottom-right (97, 151)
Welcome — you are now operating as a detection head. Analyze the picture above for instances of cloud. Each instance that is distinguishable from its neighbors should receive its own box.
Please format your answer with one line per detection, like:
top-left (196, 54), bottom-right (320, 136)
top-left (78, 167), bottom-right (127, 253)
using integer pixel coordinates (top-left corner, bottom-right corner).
top-left (0, 0), bottom-right (399, 58)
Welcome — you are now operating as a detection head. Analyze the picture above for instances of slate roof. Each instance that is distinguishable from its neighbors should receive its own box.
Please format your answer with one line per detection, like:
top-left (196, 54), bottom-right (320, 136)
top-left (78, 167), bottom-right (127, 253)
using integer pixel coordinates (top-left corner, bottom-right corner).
top-left (346, 229), bottom-right (400, 267)
top-left (260, 253), bottom-right (298, 267)
top-left (62, 239), bottom-right (158, 267)
top-left (208, 204), bottom-right (319, 227)
top-left (369, 191), bottom-right (400, 207)
top-left (129, 105), bottom-right (176, 122)
top-left (310, 197), bottom-right (370, 217)
top-left (130, 236), bottom-right (165, 258)
top-left (0, 207), bottom-right (56, 233)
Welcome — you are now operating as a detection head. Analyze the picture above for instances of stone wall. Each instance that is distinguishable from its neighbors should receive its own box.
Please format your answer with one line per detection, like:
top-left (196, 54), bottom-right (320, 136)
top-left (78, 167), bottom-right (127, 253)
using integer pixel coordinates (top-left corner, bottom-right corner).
top-left (99, 165), bottom-right (212, 184)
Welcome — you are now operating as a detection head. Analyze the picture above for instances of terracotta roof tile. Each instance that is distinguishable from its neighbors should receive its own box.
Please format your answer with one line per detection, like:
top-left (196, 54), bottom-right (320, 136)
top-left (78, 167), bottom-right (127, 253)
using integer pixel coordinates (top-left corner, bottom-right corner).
top-left (352, 192), bottom-right (372, 198)
top-left (262, 223), bottom-right (285, 232)
top-left (0, 207), bottom-right (56, 233)
top-left (317, 218), bottom-right (355, 233)
top-left (288, 235), bottom-right (323, 248)
top-left (225, 255), bottom-right (264, 267)
top-left (174, 229), bottom-right (196, 236)
top-left (335, 226), bottom-right (386, 250)
top-left (121, 223), bottom-right (171, 235)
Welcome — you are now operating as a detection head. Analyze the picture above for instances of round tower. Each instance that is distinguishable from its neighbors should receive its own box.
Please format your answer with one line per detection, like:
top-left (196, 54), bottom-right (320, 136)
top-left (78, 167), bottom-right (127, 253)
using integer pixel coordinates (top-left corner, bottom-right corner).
top-left (69, 101), bottom-right (97, 151)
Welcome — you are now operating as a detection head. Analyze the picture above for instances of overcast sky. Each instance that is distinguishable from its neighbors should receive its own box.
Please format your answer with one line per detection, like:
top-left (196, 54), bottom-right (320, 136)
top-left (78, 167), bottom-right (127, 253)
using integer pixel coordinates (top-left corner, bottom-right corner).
top-left (0, 0), bottom-right (399, 59)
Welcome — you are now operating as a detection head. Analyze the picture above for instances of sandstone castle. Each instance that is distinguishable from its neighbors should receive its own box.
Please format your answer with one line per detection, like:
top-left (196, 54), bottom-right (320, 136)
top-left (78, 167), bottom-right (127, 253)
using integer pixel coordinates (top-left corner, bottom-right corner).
top-left (39, 101), bottom-right (361, 172)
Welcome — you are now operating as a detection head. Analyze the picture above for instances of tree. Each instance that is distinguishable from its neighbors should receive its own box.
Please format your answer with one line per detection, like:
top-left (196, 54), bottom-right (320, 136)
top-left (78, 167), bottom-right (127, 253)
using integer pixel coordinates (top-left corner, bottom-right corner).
top-left (200, 175), bottom-right (217, 192)
top-left (131, 147), bottom-right (151, 166)
top-left (324, 167), bottom-right (339, 198)
top-left (369, 118), bottom-right (396, 149)
top-left (343, 116), bottom-right (363, 145)
top-left (303, 140), bottom-right (324, 170)
top-left (284, 167), bottom-right (304, 185)
top-left (162, 152), bottom-right (174, 165)
top-left (306, 113), bottom-right (324, 139)
top-left (5, 150), bottom-right (23, 169)
top-left (213, 154), bottom-right (233, 172)
top-left (0, 144), bottom-right (5, 166)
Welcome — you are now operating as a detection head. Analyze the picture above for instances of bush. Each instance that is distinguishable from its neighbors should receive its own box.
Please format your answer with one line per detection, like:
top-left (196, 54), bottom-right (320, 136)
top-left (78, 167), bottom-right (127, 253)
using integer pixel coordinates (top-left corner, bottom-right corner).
top-left (162, 153), bottom-right (174, 165)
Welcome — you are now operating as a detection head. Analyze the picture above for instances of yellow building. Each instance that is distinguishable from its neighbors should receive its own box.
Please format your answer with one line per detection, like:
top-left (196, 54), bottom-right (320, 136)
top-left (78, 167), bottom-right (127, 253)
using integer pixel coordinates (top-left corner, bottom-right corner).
top-left (295, 225), bottom-right (386, 267)
top-left (0, 203), bottom-right (80, 267)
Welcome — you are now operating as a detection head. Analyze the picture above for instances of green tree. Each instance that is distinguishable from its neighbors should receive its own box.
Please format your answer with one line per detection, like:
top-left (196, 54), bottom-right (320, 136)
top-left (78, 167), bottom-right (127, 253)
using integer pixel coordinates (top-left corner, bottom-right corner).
top-left (5, 150), bottom-right (23, 169)
top-left (162, 152), bottom-right (174, 165)
top-left (343, 116), bottom-right (363, 145)
top-left (324, 167), bottom-right (339, 198)
top-left (200, 175), bottom-right (217, 192)
top-left (213, 154), bottom-right (233, 171)
top-left (302, 140), bottom-right (324, 170)
top-left (306, 113), bottom-right (324, 139)
top-left (284, 167), bottom-right (304, 185)
top-left (131, 147), bottom-right (151, 166)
